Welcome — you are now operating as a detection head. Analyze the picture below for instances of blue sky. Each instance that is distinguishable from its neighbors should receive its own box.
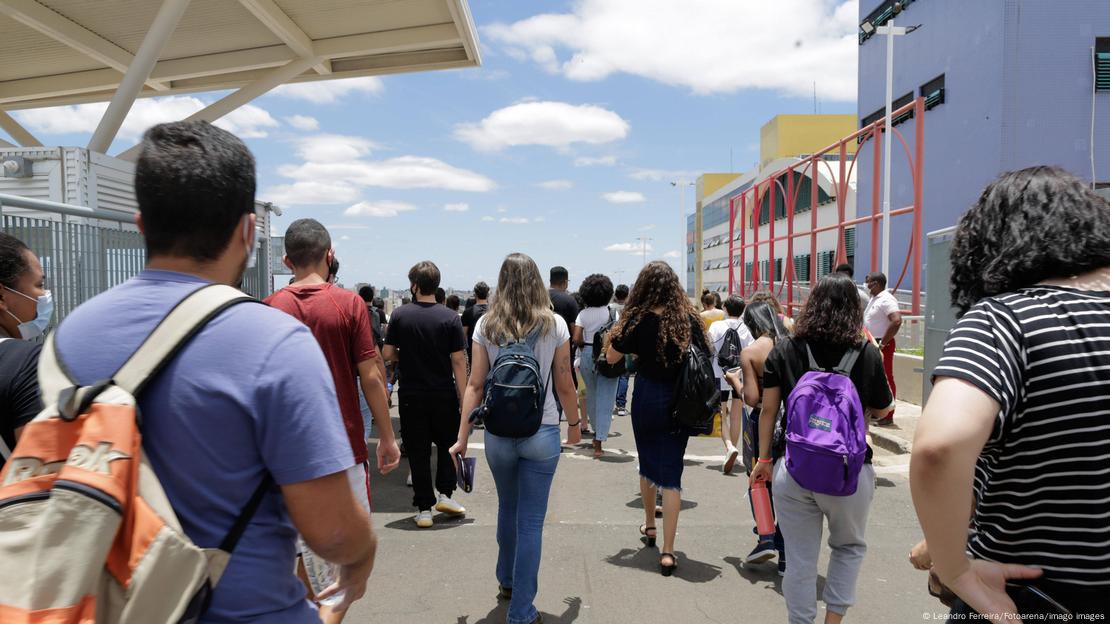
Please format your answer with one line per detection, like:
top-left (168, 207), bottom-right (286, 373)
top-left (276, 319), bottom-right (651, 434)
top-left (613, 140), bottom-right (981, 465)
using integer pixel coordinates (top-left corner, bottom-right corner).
top-left (8, 0), bottom-right (860, 293)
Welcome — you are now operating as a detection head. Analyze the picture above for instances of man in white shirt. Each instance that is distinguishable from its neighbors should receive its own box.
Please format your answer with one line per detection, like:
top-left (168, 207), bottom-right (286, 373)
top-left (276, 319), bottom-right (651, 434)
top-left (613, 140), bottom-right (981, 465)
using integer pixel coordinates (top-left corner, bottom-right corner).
top-left (864, 272), bottom-right (902, 425)
top-left (708, 295), bottom-right (754, 473)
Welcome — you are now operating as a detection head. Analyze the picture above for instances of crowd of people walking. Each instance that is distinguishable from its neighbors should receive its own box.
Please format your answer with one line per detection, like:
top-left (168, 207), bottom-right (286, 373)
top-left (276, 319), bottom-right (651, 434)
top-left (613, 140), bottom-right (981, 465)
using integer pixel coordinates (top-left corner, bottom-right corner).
top-left (0, 121), bottom-right (1108, 624)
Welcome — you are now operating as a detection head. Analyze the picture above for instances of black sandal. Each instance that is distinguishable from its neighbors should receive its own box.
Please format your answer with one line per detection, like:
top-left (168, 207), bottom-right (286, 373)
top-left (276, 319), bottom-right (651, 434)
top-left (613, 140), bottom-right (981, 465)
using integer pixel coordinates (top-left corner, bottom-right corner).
top-left (639, 524), bottom-right (657, 548)
top-left (660, 552), bottom-right (677, 577)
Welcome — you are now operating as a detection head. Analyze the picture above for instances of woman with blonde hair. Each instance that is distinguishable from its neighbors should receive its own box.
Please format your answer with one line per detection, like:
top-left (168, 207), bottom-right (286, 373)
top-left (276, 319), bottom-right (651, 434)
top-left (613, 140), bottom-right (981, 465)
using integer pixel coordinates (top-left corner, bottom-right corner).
top-left (606, 261), bottom-right (710, 576)
top-left (451, 253), bottom-right (581, 624)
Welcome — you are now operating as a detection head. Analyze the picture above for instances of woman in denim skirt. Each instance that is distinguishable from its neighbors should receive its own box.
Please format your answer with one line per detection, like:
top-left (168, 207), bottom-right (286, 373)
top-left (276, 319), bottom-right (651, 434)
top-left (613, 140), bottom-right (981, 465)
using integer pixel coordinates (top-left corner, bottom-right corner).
top-left (606, 261), bottom-right (710, 576)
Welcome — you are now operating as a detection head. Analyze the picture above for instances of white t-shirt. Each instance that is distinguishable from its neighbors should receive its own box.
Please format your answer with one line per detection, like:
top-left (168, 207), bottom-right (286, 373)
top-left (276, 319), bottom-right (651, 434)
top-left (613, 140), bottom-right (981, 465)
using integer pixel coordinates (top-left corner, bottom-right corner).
top-left (864, 290), bottom-right (900, 339)
top-left (474, 314), bottom-right (570, 426)
top-left (608, 302), bottom-right (625, 318)
top-left (708, 317), bottom-right (754, 389)
top-left (575, 306), bottom-right (613, 344)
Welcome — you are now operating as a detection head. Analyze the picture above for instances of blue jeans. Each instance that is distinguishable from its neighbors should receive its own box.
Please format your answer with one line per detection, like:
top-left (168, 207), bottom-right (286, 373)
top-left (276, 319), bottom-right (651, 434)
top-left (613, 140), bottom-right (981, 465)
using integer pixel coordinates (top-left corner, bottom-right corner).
top-left (615, 373), bottom-right (629, 408)
top-left (577, 345), bottom-right (618, 441)
top-left (484, 425), bottom-right (561, 624)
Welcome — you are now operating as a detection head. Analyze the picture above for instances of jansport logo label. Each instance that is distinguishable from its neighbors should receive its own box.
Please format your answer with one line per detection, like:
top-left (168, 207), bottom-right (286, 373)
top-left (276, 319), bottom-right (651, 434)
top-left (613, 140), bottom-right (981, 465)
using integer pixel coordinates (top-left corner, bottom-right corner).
top-left (3, 442), bottom-right (130, 486)
top-left (808, 414), bottom-right (832, 432)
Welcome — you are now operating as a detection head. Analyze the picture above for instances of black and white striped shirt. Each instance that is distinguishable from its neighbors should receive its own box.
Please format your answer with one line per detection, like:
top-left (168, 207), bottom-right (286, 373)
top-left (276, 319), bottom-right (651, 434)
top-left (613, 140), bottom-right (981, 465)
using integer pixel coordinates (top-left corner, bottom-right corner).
top-left (934, 286), bottom-right (1110, 586)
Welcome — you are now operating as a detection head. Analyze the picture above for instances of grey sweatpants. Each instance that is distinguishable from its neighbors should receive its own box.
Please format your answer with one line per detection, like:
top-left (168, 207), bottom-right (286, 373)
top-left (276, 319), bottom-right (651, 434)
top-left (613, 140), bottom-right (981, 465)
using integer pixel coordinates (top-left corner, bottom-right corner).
top-left (772, 460), bottom-right (875, 624)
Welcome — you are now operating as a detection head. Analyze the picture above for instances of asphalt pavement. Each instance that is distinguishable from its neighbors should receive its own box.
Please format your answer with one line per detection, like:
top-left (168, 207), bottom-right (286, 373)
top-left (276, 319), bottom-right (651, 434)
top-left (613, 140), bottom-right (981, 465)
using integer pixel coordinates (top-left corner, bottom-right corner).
top-left (345, 396), bottom-right (941, 624)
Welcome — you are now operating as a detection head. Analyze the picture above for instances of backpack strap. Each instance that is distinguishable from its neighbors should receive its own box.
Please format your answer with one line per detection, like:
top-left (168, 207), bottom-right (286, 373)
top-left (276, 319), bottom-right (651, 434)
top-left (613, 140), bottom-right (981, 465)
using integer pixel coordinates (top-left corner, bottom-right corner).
top-left (833, 344), bottom-right (864, 377)
top-left (804, 343), bottom-right (863, 376)
top-left (219, 472), bottom-right (274, 553)
top-left (112, 284), bottom-right (256, 396)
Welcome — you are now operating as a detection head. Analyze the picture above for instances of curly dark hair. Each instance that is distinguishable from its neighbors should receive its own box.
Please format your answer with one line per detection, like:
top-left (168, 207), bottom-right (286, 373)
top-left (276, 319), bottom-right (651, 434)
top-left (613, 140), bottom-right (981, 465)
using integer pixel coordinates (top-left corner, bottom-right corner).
top-left (950, 166), bottom-right (1110, 316)
top-left (794, 273), bottom-right (864, 347)
top-left (0, 232), bottom-right (31, 289)
top-left (612, 261), bottom-right (706, 365)
top-left (579, 273), bottom-right (614, 308)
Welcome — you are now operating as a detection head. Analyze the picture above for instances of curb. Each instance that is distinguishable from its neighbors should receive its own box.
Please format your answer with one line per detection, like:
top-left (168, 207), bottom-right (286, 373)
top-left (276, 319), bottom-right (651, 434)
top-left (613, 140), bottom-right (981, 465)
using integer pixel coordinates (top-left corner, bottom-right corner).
top-left (871, 427), bottom-right (913, 455)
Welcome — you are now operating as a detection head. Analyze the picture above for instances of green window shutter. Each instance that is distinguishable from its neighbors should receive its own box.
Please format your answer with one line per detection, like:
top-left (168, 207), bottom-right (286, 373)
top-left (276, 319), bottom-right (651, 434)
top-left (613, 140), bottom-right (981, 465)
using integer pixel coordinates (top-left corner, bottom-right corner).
top-left (1097, 39), bottom-right (1110, 93)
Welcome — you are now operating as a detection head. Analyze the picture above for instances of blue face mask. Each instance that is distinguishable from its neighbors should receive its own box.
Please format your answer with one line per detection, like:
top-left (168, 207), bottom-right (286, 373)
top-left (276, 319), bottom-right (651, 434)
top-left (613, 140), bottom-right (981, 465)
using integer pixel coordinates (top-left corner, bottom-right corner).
top-left (5, 286), bottom-right (53, 339)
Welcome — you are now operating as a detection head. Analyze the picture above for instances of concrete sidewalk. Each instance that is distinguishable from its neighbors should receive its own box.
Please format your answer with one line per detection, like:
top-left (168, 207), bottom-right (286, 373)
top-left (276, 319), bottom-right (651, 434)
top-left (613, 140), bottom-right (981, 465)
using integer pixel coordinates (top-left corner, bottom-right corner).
top-left (869, 400), bottom-right (920, 456)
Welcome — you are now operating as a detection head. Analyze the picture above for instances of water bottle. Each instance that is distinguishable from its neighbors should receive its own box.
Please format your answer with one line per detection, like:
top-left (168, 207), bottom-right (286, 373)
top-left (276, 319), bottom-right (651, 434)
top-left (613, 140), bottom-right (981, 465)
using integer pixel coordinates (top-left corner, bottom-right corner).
top-left (751, 480), bottom-right (776, 538)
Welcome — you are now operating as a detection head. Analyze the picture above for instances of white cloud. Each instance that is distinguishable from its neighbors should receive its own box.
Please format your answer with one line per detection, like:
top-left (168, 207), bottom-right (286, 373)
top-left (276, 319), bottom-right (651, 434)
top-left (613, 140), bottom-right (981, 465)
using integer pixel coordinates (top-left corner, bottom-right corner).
top-left (663, 250), bottom-right (682, 259)
top-left (603, 191), bottom-right (646, 204)
top-left (454, 101), bottom-right (629, 151)
top-left (500, 217), bottom-right (530, 224)
top-left (344, 200), bottom-right (417, 218)
top-left (497, 207), bottom-right (508, 213)
top-left (574, 155), bottom-right (617, 167)
top-left (605, 242), bottom-right (654, 253)
top-left (286, 115), bottom-right (320, 131)
top-left (263, 181), bottom-right (362, 206)
top-left (270, 77), bottom-right (385, 104)
top-left (538, 179), bottom-right (574, 190)
top-left (484, 0), bottom-right (858, 100)
top-left (481, 216), bottom-right (496, 222)
top-left (294, 134), bottom-right (376, 163)
top-left (14, 96), bottom-right (279, 140)
top-left (629, 167), bottom-right (700, 182)
top-left (444, 202), bottom-right (470, 212)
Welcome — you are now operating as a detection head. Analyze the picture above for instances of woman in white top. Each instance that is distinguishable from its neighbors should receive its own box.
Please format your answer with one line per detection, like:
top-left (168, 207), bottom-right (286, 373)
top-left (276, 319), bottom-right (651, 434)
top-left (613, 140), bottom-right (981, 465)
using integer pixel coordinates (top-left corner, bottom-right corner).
top-left (573, 273), bottom-right (619, 458)
top-left (451, 253), bottom-right (581, 624)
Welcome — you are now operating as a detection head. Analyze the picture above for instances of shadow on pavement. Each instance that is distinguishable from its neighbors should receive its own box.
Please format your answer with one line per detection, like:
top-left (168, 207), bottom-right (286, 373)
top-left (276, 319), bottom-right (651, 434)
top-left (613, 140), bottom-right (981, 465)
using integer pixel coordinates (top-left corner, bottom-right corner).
top-left (683, 458), bottom-right (703, 467)
top-left (458, 596), bottom-right (582, 624)
top-left (703, 463), bottom-right (743, 477)
top-left (605, 548), bottom-right (722, 583)
top-left (624, 497), bottom-right (698, 512)
top-left (384, 514), bottom-right (475, 531)
top-left (875, 477), bottom-right (896, 488)
top-left (596, 452), bottom-right (636, 464)
top-left (725, 556), bottom-right (827, 597)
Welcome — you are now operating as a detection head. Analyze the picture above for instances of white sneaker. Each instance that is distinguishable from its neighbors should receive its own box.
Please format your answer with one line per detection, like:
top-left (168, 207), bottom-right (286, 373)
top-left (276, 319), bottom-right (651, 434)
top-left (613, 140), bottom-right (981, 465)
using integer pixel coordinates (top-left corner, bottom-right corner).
top-left (415, 509), bottom-right (433, 528)
top-left (617, 407), bottom-right (628, 417)
top-left (435, 493), bottom-right (466, 516)
top-left (406, 472), bottom-right (412, 487)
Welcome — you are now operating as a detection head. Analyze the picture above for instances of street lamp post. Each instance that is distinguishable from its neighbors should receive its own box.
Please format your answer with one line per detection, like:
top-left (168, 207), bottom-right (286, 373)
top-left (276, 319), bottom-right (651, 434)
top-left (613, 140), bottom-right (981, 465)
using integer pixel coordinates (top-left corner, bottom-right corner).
top-left (671, 180), bottom-right (695, 288)
top-left (874, 4), bottom-right (919, 281)
top-left (636, 236), bottom-right (654, 267)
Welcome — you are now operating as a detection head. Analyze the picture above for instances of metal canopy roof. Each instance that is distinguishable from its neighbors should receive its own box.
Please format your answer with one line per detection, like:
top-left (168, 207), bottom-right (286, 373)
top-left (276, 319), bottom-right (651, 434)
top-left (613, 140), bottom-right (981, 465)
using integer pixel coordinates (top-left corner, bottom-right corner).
top-left (0, 0), bottom-right (479, 155)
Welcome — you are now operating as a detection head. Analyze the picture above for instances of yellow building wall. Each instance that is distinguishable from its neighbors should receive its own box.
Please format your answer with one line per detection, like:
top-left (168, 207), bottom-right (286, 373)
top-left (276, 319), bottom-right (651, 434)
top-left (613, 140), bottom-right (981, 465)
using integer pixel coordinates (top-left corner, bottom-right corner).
top-left (760, 115), bottom-right (856, 167)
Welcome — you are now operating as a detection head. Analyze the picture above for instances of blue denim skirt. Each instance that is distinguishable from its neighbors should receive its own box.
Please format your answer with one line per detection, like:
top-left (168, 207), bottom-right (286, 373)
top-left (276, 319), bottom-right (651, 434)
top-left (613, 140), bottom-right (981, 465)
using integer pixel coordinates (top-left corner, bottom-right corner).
top-left (631, 375), bottom-right (690, 490)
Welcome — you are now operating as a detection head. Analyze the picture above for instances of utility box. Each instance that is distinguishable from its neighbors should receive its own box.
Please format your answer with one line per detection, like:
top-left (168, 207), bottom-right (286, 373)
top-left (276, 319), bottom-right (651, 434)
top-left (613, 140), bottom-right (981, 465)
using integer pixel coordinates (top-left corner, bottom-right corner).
top-left (922, 226), bottom-right (958, 404)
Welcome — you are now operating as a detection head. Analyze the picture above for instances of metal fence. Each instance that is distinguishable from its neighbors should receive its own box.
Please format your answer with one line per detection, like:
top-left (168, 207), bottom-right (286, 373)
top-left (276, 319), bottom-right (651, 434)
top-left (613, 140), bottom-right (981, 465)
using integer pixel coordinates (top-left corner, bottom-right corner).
top-left (0, 193), bottom-right (273, 328)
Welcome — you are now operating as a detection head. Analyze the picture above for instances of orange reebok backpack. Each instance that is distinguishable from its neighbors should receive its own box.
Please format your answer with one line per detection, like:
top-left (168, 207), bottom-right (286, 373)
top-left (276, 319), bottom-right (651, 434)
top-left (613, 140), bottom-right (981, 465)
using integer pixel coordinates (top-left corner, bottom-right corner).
top-left (0, 285), bottom-right (269, 623)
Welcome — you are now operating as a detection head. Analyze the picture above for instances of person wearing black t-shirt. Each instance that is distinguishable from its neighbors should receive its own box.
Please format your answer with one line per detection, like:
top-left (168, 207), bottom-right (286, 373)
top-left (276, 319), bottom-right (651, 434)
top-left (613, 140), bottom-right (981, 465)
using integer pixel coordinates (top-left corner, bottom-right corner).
top-left (607, 261), bottom-right (710, 577)
top-left (549, 266), bottom-right (580, 420)
top-left (384, 261), bottom-right (468, 528)
top-left (460, 281), bottom-right (490, 366)
top-left (0, 232), bottom-right (47, 469)
top-left (749, 273), bottom-right (892, 624)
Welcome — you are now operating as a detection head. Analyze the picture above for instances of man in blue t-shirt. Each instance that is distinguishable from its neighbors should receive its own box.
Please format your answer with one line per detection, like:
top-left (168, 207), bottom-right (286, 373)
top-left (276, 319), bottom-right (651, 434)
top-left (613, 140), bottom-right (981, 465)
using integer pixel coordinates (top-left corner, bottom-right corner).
top-left (53, 121), bottom-right (375, 623)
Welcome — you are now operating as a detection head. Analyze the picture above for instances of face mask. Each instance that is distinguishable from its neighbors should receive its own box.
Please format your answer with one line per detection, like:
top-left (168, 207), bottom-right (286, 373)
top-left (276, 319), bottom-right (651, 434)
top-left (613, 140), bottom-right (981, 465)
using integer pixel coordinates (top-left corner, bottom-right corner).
top-left (244, 220), bottom-right (258, 270)
top-left (5, 286), bottom-right (53, 339)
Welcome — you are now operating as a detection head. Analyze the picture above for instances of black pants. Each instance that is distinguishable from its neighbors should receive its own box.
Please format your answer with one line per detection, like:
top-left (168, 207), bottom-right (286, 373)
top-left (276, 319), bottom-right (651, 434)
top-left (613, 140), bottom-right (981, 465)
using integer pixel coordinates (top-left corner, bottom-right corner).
top-left (399, 390), bottom-right (459, 510)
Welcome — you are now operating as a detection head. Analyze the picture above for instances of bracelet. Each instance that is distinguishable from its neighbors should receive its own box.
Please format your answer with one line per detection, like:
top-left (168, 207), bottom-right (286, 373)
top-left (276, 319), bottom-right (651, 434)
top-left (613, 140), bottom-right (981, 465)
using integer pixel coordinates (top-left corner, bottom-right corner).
top-left (567, 420), bottom-right (581, 427)
top-left (756, 457), bottom-right (773, 464)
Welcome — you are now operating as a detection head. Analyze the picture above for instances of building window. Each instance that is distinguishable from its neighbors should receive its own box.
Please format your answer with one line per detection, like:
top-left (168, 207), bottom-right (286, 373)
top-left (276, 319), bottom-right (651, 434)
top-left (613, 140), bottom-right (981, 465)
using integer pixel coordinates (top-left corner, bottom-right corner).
top-left (1098, 39), bottom-right (1110, 93)
top-left (920, 74), bottom-right (946, 110)
top-left (891, 92), bottom-right (915, 125)
top-left (794, 254), bottom-right (811, 283)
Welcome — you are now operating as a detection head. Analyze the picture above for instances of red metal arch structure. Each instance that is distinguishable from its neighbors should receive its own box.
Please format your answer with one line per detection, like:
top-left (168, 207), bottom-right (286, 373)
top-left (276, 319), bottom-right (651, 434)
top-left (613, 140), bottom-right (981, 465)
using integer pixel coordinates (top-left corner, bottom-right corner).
top-left (728, 97), bottom-right (925, 316)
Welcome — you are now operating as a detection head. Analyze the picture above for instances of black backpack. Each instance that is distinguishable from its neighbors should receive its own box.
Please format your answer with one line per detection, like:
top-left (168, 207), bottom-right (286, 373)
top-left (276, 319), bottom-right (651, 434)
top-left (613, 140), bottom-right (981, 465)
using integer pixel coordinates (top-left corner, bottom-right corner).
top-left (671, 337), bottom-right (719, 432)
top-left (593, 308), bottom-right (626, 378)
top-left (716, 322), bottom-right (744, 371)
top-left (368, 305), bottom-right (385, 349)
top-left (470, 332), bottom-right (550, 438)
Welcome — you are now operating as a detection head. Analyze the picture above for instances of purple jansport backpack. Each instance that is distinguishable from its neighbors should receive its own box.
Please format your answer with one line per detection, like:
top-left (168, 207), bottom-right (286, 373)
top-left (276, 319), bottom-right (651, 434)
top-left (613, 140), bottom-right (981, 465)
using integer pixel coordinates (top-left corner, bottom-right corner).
top-left (783, 343), bottom-right (866, 496)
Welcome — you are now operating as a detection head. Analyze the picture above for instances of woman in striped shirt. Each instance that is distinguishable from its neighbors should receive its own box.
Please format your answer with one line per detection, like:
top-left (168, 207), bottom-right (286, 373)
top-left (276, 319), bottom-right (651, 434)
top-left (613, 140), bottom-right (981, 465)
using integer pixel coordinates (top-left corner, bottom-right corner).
top-left (911, 166), bottom-right (1110, 619)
